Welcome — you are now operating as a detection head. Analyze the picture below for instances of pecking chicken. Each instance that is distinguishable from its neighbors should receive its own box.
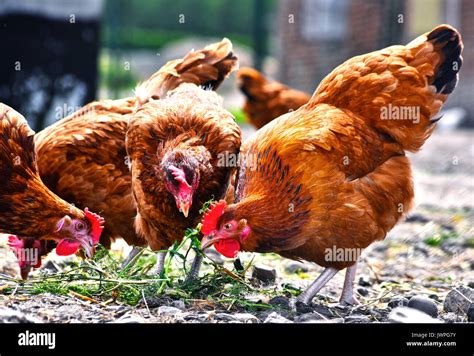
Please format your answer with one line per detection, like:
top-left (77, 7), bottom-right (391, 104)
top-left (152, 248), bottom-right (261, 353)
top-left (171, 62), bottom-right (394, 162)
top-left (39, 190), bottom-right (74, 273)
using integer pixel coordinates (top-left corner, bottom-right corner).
top-left (126, 40), bottom-right (241, 279)
top-left (200, 25), bottom-right (463, 305)
top-left (13, 39), bottom-right (239, 278)
top-left (237, 67), bottom-right (311, 129)
top-left (0, 104), bottom-right (105, 278)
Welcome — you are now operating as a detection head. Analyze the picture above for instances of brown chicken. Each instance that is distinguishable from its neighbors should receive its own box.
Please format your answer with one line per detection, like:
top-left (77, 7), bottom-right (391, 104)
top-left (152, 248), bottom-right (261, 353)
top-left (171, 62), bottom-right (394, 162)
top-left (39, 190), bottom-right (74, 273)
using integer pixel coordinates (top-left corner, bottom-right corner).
top-left (126, 41), bottom-right (241, 279)
top-left (237, 67), bottom-right (311, 129)
top-left (200, 25), bottom-right (463, 305)
top-left (17, 39), bottom-right (239, 278)
top-left (0, 104), bottom-right (105, 278)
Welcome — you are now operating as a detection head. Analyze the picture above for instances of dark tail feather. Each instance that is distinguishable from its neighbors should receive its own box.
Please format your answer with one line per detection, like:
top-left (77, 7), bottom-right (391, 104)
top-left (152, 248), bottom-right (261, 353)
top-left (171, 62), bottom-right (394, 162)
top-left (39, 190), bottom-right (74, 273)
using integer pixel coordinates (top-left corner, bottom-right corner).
top-left (427, 25), bottom-right (463, 94)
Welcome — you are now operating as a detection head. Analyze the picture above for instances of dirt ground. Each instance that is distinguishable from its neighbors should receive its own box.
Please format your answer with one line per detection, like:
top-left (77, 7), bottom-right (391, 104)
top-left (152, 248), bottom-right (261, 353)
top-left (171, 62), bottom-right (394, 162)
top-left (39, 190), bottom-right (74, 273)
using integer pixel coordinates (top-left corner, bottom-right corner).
top-left (0, 128), bottom-right (473, 323)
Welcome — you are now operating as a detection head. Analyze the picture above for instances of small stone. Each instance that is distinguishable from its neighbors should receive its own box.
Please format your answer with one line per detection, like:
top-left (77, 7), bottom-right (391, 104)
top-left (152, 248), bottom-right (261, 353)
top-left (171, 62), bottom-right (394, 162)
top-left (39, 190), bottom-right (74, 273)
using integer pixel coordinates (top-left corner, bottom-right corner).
top-left (233, 258), bottom-right (244, 271)
top-left (157, 306), bottom-right (182, 317)
top-left (252, 265), bottom-right (277, 284)
top-left (294, 300), bottom-right (314, 314)
top-left (214, 313), bottom-right (259, 323)
top-left (344, 315), bottom-right (371, 323)
top-left (111, 313), bottom-right (146, 323)
top-left (405, 213), bottom-right (430, 223)
top-left (357, 287), bottom-right (369, 297)
top-left (467, 304), bottom-right (474, 322)
top-left (358, 275), bottom-right (371, 287)
top-left (388, 307), bottom-right (442, 323)
top-left (263, 312), bottom-right (292, 323)
top-left (0, 307), bottom-right (41, 323)
top-left (468, 281), bottom-right (474, 289)
top-left (233, 313), bottom-right (260, 323)
top-left (268, 296), bottom-right (290, 308)
top-left (284, 261), bottom-right (309, 274)
top-left (172, 300), bottom-right (186, 310)
top-left (443, 285), bottom-right (474, 315)
top-left (295, 312), bottom-right (327, 323)
top-left (388, 296), bottom-right (409, 309)
top-left (408, 296), bottom-right (438, 318)
top-left (441, 312), bottom-right (461, 323)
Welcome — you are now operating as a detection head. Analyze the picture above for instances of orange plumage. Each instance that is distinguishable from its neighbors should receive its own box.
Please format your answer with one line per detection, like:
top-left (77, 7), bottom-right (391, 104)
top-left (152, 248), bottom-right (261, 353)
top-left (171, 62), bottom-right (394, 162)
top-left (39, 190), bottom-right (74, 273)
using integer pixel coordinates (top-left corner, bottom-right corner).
top-left (126, 39), bottom-right (242, 259)
top-left (237, 67), bottom-right (311, 129)
top-left (27, 39), bottom-right (239, 276)
top-left (201, 25), bottom-right (463, 305)
top-left (0, 104), bottom-right (105, 278)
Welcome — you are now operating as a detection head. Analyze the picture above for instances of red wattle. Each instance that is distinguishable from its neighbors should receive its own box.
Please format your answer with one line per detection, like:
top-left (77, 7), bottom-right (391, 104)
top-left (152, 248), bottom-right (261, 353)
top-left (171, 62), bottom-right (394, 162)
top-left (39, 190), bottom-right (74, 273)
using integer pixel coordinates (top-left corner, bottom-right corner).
top-left (56, 239), bottom-right (80, 256)
top-left (214, 239), bottom-right (240, 258)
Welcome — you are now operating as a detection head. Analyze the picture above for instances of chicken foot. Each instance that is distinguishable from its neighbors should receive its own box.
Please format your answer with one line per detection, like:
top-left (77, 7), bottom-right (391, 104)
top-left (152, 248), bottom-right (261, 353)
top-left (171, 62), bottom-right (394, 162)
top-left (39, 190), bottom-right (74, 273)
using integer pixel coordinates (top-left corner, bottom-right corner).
top-left (296, 267), bottom-right (339, 304)
top-left (339, 262), bottom-right (360, 306)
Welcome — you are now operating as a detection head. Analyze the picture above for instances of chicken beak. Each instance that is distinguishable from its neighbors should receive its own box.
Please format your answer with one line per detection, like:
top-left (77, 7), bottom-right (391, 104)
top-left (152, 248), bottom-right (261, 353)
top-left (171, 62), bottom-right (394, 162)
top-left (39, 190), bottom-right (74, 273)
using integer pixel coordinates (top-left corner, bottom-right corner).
top-left (79, 238), bottom-right (95, 259)
top-left (201, 234), bottom-right (217, 251)
top-left (20, 265), bottom-right (32, 280)
top-left (178, 200), bottom-right (191, 218)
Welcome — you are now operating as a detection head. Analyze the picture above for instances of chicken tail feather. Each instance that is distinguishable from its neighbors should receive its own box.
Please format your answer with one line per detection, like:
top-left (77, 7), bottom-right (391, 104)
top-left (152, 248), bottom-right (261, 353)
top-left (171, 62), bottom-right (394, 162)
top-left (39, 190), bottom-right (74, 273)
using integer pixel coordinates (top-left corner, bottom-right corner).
top-left (135, 38), bottom-right (238, 106)
top-left (309, 24), bottom-right (463, 152)
top-left (0, 104), bottom-right (37, 183)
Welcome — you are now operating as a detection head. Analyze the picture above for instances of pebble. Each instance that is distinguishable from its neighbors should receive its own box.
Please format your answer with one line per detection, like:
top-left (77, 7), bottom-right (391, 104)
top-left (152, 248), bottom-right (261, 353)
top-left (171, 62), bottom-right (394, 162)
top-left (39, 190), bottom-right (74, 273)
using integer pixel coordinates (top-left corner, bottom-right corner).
top-left (388, 296), bottom-right (409, 309)
top-left (157, 306), bottom-right (182, 317)
top-left (111, 313), bottom-right (147, 323)
top-left (268, 296), bottom-right (290, 308)
top-left (284, 261), bottom-right (309, 274)
top-left (441, 312), bottom-right (461, 323)
top-left (443, 285), bottom-right (473, 315)
top-left (440, 240), bottom-right (464, 255)
top-left (172, 300), bottom-right (186, 310)
top-left (405, 213), bottom-right (430, 223)
top-left (357, 287), bottom-right (369, 297)
top-left (358, 275), bottom-right (372, 287)
top-left (388, 307), bottom-right (442, 323)
top-left (0, 307), bottom-right (41, 323)
top-left (295, 312), bottom-right (327, 323)
top-left (293, 300), bottom-right (315, 314)
top-left (233, 258), bottom-right (244, 271)
top-left (252, 265), bottom-right (277, 284)
top-left (214, 313), bottom-right (260, 323)
top-left (407, 296), bottom-right (439, 318)
top-left (263, 312), bottom-right (292, 323)
top-left (344, 315), bottom-right (371, 323)
top-left (467, 303), bottom-right (474, 322)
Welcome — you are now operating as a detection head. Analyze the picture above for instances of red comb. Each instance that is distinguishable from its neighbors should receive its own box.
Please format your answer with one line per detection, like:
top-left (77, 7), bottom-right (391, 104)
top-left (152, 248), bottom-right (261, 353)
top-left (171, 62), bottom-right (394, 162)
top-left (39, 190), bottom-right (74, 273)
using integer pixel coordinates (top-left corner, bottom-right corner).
top-left (169, 165), bottom-right (191, 188)
top-left (7, 235), bottom-right (23, 250)
top-left (84, 208), bottom-right (105, 244)
top-left (201, 200), bottom-right (227, 235)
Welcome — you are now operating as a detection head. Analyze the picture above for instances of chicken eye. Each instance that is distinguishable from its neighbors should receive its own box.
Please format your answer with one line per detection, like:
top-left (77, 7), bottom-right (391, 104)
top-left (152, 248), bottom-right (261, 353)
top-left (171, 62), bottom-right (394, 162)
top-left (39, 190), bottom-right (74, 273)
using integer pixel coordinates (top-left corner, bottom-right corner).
top-left (223, 223), bottom-right (232, 230)
top-left (75, 222), bottom-right (85, 231)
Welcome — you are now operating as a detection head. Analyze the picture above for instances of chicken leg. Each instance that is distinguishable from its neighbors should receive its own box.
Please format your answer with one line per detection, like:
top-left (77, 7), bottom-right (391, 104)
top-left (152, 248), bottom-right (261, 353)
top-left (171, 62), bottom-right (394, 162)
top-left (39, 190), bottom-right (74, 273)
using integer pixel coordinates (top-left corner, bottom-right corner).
top-left (339, 263), bottom-right (360, 306)
top-left (151, 251), bottom-right (168, 276)
top-left (297, 267), bottom-right (339, 304)
top-left (120, 246), bottom-right (142, 269)
top-left (185, 253), bottom-right (203, 282)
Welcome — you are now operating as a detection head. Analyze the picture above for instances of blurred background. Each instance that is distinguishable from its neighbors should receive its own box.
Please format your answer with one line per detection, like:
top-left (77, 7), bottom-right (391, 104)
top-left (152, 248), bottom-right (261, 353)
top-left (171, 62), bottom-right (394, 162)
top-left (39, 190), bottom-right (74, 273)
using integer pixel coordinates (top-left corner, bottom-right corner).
top-left (0, 0), bottom-right (472, 130)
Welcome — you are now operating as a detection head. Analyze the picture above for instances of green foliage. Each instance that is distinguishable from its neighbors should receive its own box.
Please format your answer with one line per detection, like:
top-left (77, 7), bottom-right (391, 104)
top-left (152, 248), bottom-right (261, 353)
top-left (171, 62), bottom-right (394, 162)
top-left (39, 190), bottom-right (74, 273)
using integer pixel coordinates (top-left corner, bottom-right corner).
top-left (102, 0), bottom-right (273, 50)
top-left (424, 230), bottom-right (458, 246)
top-left (230, 108), bottom-right (247, 124)
top-left (0, 199), bottom-right (294, 312)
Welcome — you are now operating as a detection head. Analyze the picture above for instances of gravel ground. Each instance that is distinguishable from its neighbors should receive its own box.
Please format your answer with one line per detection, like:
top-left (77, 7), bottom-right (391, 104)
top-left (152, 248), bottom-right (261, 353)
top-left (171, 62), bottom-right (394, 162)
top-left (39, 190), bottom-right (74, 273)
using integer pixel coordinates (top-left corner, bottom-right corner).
top-left (0, 128), bottom-right (473, 323)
